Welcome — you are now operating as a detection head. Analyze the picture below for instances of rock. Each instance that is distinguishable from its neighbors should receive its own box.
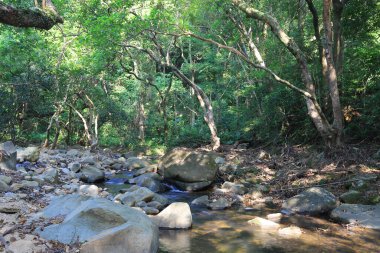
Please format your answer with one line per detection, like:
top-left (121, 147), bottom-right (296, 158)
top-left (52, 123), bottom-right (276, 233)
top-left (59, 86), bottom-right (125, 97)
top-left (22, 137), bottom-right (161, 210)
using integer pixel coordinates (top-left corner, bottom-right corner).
top-left (134, 165), bottom-right (157, 177)
top-left (152, 194), bottom-right (169, 206)
top-left (266, 213), bottom-right (282, 223)
top-left (191, 195), bottom-right (209, 207)
top-left (79, 185), bottom-right (99, 196)
top-left (0, 141), bottom-right (17, 171)
top-left (123, 151), bottom-right (136, 159)
top-left (80, 165), bottom-right (105, 183)
top-left (282, 187), bottom-right (338, 215)
top-left (8, 237), bottom-right (47, 253)
top-left (146, 201), bottom-right (165, 210)
top-left (81, 221), bottom-right (158, 253)
top-left (39, 196), bottom-right (158, 253)
top-left (215, 157), bottom-right (225, 164)
top-left (207, 197), bottom-right (231, 210)
top-left (255, 184), bottom-right (270, 194)
top-left (248, 217), bottom-right (280, 229)
top-left (42, 194), bottom-right (92, 218)
top-left (68, 162), bottom-right (81, 173)
top-left (125, 157), bottom-right (150, 170)
top-left (20, 180), bottom-right (39, 188)
top-left (330, 204), bottom-right (380, 229)
top-left (349, 175), bottom-right (377, 192)
top-left (169, 180), bottom-right (212, 191)
top-left (159, 148), bottom-right (218, 190)
top-left (219, 164), bottom-right (238, 174)
top-left (151, 202), bottom-right (192, 229)
top-left (111, 163), bottom-right (123, 170)
top-left (278, 226), bottom-right (302, 238)
top-left (0, 175), bottom-right (12, 185)
top-left (339, 190), bottom-right (362, 204)
top-left (17, 146), bottom-right (40, 162)
top-left (250, 190), bottom-right (263, 199)
top-left (115, 186), bottom-right (156, 206)
top-left (222, 181), bottom-right (248, 195)
top-left (0, 201), bottom-right (24, 213)
top-left (257, 150), bottom-right (270, 160)
top-left (0, 180), bottom-right (9, 192)
top-left (42, 185), bottom-right (55, 192)
top-left (42, 167), bottom-right (58, 183)
top-left (66, 149), bottom-right (80, 156)
top-left (81, 156), bottom-right (97, 165)
top-left (143, 206), bottom-right (160, 215)
top-left (129, 173), bottom-right (165, 192)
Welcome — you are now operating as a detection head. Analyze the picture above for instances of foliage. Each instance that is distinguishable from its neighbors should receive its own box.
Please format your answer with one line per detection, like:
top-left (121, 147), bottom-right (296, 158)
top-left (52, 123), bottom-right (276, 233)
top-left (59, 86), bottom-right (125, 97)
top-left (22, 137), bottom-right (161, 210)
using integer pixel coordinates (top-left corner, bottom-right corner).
top-left (0, 0), bottom-right (378, 149)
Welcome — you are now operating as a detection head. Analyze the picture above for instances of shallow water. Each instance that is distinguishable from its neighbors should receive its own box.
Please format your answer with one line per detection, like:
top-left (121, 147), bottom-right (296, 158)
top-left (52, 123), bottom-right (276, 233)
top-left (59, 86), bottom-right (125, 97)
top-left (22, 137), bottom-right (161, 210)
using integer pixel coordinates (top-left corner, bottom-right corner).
top-left (104, 173), bottom-right (380, 253)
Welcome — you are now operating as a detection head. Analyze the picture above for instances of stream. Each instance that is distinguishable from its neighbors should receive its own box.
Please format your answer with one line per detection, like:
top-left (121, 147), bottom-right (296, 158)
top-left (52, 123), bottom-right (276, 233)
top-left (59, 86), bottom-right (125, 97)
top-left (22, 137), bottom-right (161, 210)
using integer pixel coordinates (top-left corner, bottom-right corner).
top-left (101, 174), bottom-right (380, 253)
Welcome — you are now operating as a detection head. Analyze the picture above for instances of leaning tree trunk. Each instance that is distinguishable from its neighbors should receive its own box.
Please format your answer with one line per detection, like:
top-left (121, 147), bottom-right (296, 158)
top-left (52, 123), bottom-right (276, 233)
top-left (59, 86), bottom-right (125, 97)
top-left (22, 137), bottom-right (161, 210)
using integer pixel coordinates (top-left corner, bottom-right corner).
top-left (171, 67), bottom-right (221, 150)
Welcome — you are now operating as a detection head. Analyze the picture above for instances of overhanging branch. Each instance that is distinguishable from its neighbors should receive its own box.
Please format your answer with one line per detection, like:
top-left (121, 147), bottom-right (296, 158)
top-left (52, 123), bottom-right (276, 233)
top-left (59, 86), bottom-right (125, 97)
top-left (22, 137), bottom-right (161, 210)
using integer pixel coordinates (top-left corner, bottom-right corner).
top-left (0, 2), bottom-right (63, 30)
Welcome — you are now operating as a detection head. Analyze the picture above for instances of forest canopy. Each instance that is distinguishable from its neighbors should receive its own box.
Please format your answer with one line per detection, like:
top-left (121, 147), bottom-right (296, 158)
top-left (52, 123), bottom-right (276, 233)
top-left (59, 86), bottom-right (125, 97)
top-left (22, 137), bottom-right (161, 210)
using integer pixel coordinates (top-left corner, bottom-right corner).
top-left (0, 0), bottom-right (379, 150)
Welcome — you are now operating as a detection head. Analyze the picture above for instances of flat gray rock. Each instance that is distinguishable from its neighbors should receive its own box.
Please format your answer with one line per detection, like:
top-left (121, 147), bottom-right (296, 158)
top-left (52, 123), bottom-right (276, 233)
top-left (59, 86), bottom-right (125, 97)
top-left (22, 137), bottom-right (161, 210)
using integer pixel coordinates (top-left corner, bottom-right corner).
top-left (282, 187), bottom-right (338, 215)
top-left (39, 195), bottom-right (158, 252)
top-left (330, 204), bottom-right (380, 229)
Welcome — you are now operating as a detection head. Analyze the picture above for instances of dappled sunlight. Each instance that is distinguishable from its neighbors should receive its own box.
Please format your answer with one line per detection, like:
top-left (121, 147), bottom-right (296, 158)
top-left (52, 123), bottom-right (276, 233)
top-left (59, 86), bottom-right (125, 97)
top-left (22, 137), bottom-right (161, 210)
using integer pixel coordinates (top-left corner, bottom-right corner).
top-left (159, 208), bottom-right (380, 253)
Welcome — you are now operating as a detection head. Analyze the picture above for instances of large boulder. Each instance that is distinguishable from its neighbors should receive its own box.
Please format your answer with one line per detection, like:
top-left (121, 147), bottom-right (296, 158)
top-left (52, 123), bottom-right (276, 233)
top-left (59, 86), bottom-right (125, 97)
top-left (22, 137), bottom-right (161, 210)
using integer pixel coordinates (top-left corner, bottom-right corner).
top-left (330, 204), bottom-right (380, 229)
top-left (79, 165), bottom-right (105, 183)
top-left (282, 187), bottom-right (338, 215)
top-left (41, 194), bottom-right (93, 218)
top-left (159, 149), bottom-right (218, 191)
top-left (150, 202), bottom-right (192, 229)
top-left (38, 195), bottom-right (159, 253)
top-left (17, 146), bottom-right (40, 162)
top-left (81, 222), bottom-right (157, 253)
top-left (0, 141), bottom-right (17, 171)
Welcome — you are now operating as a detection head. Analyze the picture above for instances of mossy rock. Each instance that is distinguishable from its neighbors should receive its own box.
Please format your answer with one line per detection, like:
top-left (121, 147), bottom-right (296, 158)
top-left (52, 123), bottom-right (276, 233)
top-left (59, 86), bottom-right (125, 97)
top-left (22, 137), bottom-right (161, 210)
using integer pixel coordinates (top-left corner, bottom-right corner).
top-left (339, 190), bottom-right (362, 204)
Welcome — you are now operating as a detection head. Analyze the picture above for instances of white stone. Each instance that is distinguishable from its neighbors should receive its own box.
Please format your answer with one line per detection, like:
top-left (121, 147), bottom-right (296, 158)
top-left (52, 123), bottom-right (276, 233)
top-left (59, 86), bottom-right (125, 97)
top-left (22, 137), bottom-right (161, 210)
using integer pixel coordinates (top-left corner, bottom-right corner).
top-left (247, 217), bottom-right (280, 230)
top-left (151, 202), bottom-right (192, 229)
top-left (278, 226), bottom-right (302, 238)
top-left (79, 184), bottom-right (99, 196)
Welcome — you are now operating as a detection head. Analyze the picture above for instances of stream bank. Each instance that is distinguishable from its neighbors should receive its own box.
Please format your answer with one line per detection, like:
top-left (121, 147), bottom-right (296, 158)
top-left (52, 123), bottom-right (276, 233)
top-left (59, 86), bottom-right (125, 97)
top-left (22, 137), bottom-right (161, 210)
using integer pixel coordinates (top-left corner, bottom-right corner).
top-left (0, 143), bottom-right (379, 252)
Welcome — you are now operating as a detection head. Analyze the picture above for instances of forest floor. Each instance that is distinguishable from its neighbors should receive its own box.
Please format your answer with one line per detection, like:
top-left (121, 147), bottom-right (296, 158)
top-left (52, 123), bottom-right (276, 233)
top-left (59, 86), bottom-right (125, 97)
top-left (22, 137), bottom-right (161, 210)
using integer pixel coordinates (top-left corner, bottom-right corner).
top-left (210, 143), bottom-right (380, 206)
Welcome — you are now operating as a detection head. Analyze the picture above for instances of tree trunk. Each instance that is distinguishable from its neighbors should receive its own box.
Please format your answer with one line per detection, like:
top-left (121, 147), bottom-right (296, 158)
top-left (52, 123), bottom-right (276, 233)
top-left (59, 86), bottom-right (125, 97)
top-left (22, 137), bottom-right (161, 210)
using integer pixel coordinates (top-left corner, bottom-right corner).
top-left (51, 118), bottom-right (60, 149)
top-left (171, 67), bottom-right (221, 150)
top-left (332, 0), bottom-right (345, 75)
top-left (137, 93), bottom-right (146, 142)
top-left (232, 0), bottom-right (343, 147)
top-left (322, 0), bottom-right (343, 146)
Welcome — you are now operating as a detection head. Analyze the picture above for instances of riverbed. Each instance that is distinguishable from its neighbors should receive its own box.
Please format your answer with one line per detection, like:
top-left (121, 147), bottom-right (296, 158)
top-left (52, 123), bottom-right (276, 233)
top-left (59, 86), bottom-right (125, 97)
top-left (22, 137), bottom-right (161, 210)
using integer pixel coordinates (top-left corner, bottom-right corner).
top-left (103, 174), bottom-right (380, 253)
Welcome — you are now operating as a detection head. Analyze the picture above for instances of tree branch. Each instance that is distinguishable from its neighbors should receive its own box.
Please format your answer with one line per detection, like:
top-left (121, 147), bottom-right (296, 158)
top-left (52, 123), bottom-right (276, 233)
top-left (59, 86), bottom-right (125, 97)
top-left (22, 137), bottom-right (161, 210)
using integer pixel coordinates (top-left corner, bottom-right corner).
top-left (0, 2), bottom-right (63, 30)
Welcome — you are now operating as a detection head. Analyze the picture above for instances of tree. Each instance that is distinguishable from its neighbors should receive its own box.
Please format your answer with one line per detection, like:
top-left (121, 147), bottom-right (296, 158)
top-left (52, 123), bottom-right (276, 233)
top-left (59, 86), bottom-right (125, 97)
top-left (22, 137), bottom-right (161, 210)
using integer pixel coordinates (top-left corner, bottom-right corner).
top-left (229, 0), bottom-right (344, 147)
top-left (0, 0), bottom-right (63, 30)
